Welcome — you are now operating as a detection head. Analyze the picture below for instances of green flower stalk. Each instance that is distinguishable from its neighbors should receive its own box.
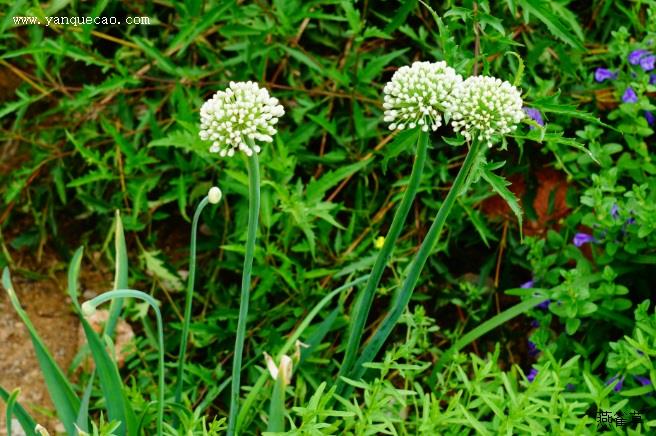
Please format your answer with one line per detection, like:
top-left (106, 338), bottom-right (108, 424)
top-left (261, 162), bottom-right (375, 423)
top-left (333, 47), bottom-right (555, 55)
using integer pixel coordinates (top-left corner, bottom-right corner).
top-left (175, 186), bottom-right (222, 405)
top-left (339, 61), bottom-right (461, 386)
top-left (82, 289), bottom-right (165, 435)
top-left (199, 81), bottom-right (284, 435)
top-left (345, 74), bottom-right (525, 385)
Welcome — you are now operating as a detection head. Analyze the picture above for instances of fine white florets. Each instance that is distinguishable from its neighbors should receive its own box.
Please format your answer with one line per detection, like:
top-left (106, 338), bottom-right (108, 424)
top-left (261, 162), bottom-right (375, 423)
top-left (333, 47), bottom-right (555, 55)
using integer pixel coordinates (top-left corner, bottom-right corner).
top-left (383, 61), bottom-right (462, 132)
top-left (449, 76), bottom-right (525, 146)
top-left (199, 81), bottom-right (284, 157)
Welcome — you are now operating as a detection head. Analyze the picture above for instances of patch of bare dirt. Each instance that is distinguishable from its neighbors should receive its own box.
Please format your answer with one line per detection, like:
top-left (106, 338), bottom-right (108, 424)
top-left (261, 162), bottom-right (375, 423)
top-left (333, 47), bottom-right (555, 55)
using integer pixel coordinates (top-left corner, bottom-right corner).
top-left (0, 271), bottom-right (78, 434)
top-left (0, 250), bottom-right (113, 435)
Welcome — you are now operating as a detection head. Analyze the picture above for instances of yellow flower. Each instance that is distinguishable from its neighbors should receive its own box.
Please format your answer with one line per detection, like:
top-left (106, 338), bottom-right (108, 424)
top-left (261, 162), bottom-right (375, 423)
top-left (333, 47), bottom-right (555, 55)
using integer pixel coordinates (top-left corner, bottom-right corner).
top-left (374, 236), bottom-right (385, 249)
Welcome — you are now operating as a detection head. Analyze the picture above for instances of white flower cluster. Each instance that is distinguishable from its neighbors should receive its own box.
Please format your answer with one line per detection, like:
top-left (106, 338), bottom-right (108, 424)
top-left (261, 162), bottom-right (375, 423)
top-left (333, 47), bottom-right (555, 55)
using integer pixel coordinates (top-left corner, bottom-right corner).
top-left (449, 76), bottom-right (524, 146)
top-left (383, 61), bottom-right (462, 132)
top-left (199, 81), bottom-right (284, 157)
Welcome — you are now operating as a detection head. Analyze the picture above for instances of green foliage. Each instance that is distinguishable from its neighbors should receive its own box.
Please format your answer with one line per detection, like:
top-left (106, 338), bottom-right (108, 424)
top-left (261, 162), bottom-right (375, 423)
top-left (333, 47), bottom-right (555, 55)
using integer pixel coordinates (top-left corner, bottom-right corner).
top-left (2, 0), bottom-right (656, 434)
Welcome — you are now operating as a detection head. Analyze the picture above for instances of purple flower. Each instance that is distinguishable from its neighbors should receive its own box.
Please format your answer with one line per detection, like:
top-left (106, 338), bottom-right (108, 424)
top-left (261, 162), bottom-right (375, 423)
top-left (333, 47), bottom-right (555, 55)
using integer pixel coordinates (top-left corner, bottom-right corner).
top-left (528, 340), bottom-right (540, 357)
top-left (523, 107), bottom-right (544, 129)
top-left (650, 74), bottom-right (656, 85)
top-left (521, 280), bottom-right (534, 288)
top-left (527, 368), bottom-right (538, 382)
top-left (594, 68), bottom-right (617, 82)
top-left (626, 217), bottom-right (636, 225)
top-left (606, 374), bottom-right (625, 392)
top-left (622, 87), bottom-right (638, 103)
top-left (530, 319), bottom-right (540, 328)
top-left (611, 204), bottom-right (620, 219)
top-left (629, 49), bottom-right (650, 65)
top-left (566, 383), bottom-right (575, 391)
top-left (640, 55), bottom-right (656, 71)
top-left (635, 376), bottom-right (652, 386)
top-left (573, 232), bottom-right (596, 247)
top-left (646, 111), bottom-right (655, 126)
top-left (536, 299), bottom-right (550, 310)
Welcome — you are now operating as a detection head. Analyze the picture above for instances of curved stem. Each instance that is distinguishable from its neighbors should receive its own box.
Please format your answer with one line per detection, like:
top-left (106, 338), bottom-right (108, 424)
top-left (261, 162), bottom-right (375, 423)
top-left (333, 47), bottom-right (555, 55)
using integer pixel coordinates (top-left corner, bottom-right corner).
top-left (227, 151), bottom-right (261, 436)
top-left (175, 196), bottom-right (210, 405)
top-left (348, 140), bottom-right (483, 384)
top-left (85, 289), bottom-right (164, 435)
top-left (338, 130), bottom-right (428, 383)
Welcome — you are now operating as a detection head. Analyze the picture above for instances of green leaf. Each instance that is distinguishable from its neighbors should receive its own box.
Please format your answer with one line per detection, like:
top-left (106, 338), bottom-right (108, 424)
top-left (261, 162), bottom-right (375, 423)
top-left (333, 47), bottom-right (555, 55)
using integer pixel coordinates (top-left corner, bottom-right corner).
top-left (68, 248), bottom-right (136, 436)
top-left (0, 386), bottom-right (36, 436)
top-left (306, 159), bottom-right (371, 202)
top-left (2, 268), bottom-right (80, 435)
top-left (480, 162), bottom-right (523, 233)
top-left (106, 210), bottom-right (129, 337)
top-left (140, 249), bottom-right (184, 291)
top-left (519, 0), bottom-right (584, 50)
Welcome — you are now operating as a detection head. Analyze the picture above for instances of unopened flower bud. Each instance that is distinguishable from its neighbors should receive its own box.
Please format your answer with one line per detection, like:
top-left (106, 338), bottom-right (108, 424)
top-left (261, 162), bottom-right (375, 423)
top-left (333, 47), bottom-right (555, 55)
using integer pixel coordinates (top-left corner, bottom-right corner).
top-left (208, 186), bottom-right (223, 204)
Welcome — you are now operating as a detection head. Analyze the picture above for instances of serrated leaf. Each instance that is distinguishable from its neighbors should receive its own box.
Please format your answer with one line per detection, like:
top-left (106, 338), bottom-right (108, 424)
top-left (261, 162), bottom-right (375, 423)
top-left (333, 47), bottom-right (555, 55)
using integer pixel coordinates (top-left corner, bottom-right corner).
top-left (519, 0), bottom-right (584, 50)
top-left (306, 159), bottom-right (371, 202)
top-left (140, 250), bottom-right (184, 291)
top-left (480, 163), bottom-right (523, 233)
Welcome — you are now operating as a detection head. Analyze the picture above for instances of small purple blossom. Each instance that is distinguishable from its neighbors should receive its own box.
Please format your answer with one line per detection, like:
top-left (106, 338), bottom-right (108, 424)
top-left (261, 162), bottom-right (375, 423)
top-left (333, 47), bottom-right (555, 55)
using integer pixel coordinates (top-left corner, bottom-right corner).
top-left (527, 368), bottom-right (538, 382)
top-left (606, 374), bottom-right (625, 392)
top-left (650, 74), bottom-right (656, 85)
top-left (530, 319), bottom-right (540, 328)
top-left (640, 55), bottom-right (656, 71)
top-left (566, 383), bottom-right (575, 391)
top-left (521, 280), bottom-right (534, 289)
top-left (528, 340), bottom-right (540, 357)
top-left (622, 87), bottom-right (638, 103)
top-left (629, 49), bottom-right (650, 65)
top-left (536, 299), bottom-right (550, 310)
top-left (523, 107), bottom-right (544, 129)
top-left (646, 111), bottom-right (655, 126)
top-left (573, 232), bottom-right (596, 247)
top-left (594, 68), bottom-right (617, 82)
top-left (611, 204), bottom-right (620, 219)
top-left (635, 376), bottom-right (652, 386)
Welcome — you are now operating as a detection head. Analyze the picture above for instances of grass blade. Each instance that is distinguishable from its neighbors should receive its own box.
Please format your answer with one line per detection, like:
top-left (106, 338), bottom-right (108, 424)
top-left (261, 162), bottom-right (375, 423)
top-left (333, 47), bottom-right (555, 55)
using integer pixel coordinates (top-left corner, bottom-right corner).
top-left (431, 295), bottom-right (548, 377)
top-left (106, 210), bottom-right (128, 337)
top-left (67, 247), bottom-right (136, 436)
top-left (0, 386), bottom-right (37, 436)
top-left (2, 268), bottom-right (80, 435)
top-left (236, 275), bottom-right (370, 432)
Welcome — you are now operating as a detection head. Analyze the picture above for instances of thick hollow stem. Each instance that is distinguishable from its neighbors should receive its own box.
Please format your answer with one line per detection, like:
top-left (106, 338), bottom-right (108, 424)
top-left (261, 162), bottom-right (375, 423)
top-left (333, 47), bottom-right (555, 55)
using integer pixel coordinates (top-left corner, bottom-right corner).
top-left (85, 289), bottom-right (165, 435)
top-left (348, 140), bottom-right (483, 383)
top-left (227, 151), bottom-right (261, 436)
top-left (175, 196), bottom-right (210, 405)
top-left (338, 130), bottom-right (428, 384)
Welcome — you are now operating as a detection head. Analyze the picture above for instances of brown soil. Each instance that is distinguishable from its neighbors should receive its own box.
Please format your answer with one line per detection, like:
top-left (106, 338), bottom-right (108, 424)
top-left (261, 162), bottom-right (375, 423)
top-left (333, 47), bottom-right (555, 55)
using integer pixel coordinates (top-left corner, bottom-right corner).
top-left (0, 251), bottom-right (113, 435)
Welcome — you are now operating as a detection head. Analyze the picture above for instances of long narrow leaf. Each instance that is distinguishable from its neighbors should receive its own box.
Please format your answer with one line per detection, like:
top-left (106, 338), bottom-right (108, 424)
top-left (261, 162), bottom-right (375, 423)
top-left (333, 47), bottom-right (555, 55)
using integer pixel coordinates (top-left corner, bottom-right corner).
top-left (67, 247), bottom-right (136, 436)
top-left (106, 210), bottom-right (128, 336)
top-left (2, 268), bottom-right (80, 435)
top-left (0, 386), bottom-right (37, 436)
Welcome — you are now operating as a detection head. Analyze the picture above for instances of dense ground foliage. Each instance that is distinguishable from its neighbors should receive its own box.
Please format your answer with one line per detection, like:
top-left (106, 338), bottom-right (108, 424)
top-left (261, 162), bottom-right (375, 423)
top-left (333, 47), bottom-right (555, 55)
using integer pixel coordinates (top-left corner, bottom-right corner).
top-left (1, 0), bottom-right (656, 434)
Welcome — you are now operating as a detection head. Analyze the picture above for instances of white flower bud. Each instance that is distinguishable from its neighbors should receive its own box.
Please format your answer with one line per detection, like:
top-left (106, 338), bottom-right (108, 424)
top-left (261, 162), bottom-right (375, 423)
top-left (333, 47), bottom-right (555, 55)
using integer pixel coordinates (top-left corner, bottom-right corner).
top-left (383, 61), bottom-right (462, 132)
top-left (264, 352), bottom-right (293, 386)
top-left (208, 186), bottom-right (222, 204)
top-left (199, 81), bottom-right (284, 157)
top-left (448, 76), bottom-right (524, 147)
top-left (35, 424), bottom-right (51, 435)
top-left (81, 301), bottom-right (96, 317)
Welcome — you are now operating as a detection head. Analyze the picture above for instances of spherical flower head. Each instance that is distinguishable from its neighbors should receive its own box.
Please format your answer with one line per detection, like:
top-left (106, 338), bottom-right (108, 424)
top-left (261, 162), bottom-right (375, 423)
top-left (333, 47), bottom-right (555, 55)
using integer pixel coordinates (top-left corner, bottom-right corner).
top-left (199, 81), bottom-right (284, 157)
top-left (449, 76), bottom-right (525, 146)
top-left (383, 61), bottom-right (462, 132)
